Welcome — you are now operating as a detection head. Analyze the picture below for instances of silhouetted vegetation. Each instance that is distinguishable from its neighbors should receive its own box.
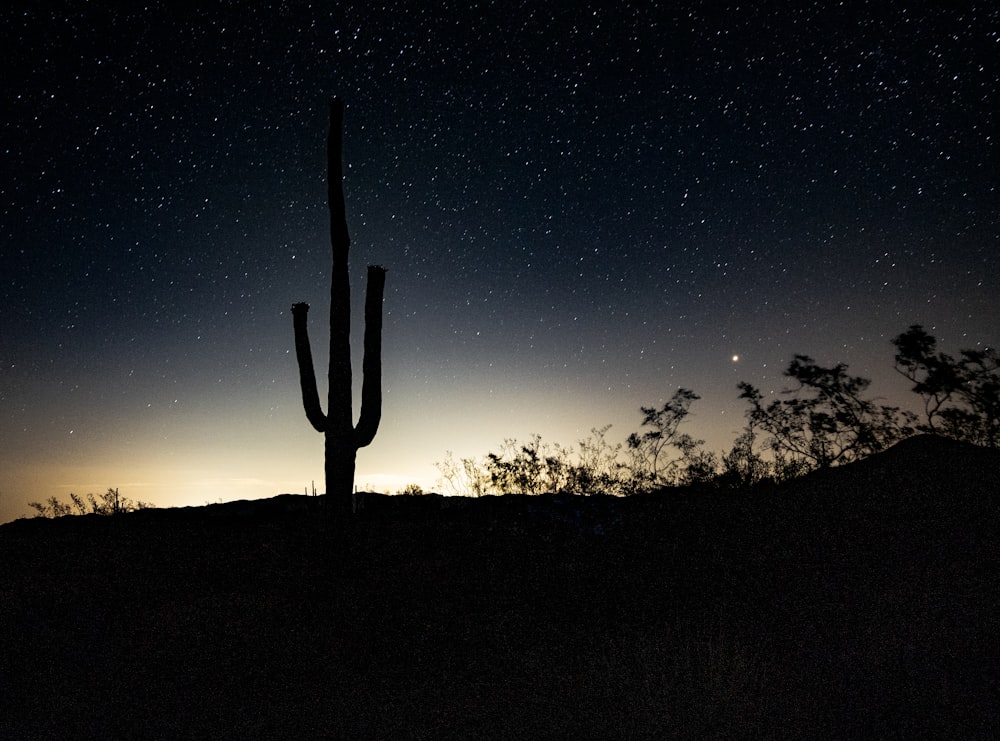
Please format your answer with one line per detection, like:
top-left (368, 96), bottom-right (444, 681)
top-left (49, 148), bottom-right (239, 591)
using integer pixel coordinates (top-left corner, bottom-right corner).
top-left (738, 354), bottom-right (915, 472)
top-left (437, 327), bottom-right (996, 497)
top-left (436, 396), bottom-right (730, 497)
top-left (893, 324), bottom-right (1000, 447)
top-left (626, 388), bottom-right (703, 487)
top-left (437, 425), bottom-right (642, 498)
top-left (717, 428), bottom-right (772, 488)
top-left (28, 487), bottom-right (153, 518)
top-left (291, 98), bottom-right (387, 511)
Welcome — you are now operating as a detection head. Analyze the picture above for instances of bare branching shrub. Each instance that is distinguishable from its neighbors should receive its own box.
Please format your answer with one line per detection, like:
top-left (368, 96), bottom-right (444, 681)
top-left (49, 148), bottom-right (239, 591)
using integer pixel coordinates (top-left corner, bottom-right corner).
top-left (435, 451), bottom-right (492, 497)
top-left (435, 325), bottom-right (998, 496)
top-left (436, 425), bottom-right (643, 497)
top-left (739, 355), bottom-right (914, 472)
top-left (567, 425), bottom-right (640, 496)
top-left (626, 388), bottom-right (713, 487)
top-left (893, 324), bottom-right (1000, 448)
top-left (435, 402), bottom-right (710, 497)
top-left (718, 428), bottom-right (771, 489)
top-left (28, 488), bottom-right (153, 518)
top-left (485, 434), bottom-right (550, 496)
top-left (679, 445), bottom-right (720, 488)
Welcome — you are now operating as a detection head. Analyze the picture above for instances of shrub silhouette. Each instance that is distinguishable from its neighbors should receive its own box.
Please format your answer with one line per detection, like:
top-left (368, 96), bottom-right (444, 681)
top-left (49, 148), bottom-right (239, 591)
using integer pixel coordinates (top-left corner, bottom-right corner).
top-left (438, 427), bottom-right (640, 497)
top-left (718, 428), bottom-right (771, 489)
top-left (431, 324), bottom-right (1000, 497)
top-left (28, 488), bottom-right (152, 518)
top-left (440, 428), bottom-right (638, 497)
top-left (626, 388), bottom-right (705, 487)
top-left (436, 406), bottom-right (711, 497)
top-left (739, 355), bottom-right (914, 471)
top-left (291, 98), bottom-right (387, 511)
top-left (893, 324), bottom-right (1000, 447)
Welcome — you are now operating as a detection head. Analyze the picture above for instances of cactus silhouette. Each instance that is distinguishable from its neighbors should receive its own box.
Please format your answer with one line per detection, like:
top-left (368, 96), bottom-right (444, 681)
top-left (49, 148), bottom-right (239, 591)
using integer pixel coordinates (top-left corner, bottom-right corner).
top-left (291, 98), bottom-right (386, 511)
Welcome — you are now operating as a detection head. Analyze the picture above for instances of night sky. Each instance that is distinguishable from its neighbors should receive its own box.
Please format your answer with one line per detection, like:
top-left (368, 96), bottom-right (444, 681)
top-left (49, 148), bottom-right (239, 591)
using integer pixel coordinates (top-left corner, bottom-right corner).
top-left (2, 3), bottom-right (997, 521)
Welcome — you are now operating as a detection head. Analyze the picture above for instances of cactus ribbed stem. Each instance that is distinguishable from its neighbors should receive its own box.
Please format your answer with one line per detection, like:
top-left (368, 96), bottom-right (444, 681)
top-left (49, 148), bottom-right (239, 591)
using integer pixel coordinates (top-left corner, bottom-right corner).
top-left (291, 98), bottom-right (387, 512)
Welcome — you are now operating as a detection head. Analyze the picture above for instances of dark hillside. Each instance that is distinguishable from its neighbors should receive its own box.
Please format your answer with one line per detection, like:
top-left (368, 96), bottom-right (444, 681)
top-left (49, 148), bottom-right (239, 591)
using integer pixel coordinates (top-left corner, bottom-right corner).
top-left (2, 436), bottom-right (998, 738)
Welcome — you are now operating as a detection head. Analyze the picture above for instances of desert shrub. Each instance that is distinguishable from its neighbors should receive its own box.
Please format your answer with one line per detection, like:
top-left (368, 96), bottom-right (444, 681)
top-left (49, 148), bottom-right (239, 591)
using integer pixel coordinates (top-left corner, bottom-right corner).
top-left (485, 434), bottom-right (554, 496)
top-left (479, 428), bottom-right (641, 496)
top-left (893, 324), bottom-right (1000, 447)
top-left (678, 446), bottom-right (720, 488)
top-left (717, 428), bottom-right (771, 489)
top-left (566, 425), bottom-right (642, 496)
top-left (435, 451), bottom-right (492, 497)
top-left (27, 496), bottom-right (77, 518)
top-left (435, 402), bottom-right (711, 497)
top-left (739, 355), bottom-right (914, 472)
top-left (28, 488), bottom-right (153, 518)
top-left (626, 388), bottom-right (715, 487)
top-left (436, 426), bottom-right (647, 497)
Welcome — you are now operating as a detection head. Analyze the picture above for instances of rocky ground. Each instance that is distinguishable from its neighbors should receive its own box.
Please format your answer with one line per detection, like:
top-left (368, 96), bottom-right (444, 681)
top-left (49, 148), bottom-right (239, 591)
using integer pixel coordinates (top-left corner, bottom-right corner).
top-left (2, 435), bottom-right (998, 739)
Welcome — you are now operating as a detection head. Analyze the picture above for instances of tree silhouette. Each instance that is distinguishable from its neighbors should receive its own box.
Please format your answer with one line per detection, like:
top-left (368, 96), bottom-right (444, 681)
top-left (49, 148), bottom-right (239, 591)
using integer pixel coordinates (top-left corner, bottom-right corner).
top-left (893, 324), bottom-right (1000, 447)
top-left (739, 355), bottom-right (913, 470)
top-left (291, 98), bottom-right (387, 511)
top-left (626, 388), bottom-right (702, 487)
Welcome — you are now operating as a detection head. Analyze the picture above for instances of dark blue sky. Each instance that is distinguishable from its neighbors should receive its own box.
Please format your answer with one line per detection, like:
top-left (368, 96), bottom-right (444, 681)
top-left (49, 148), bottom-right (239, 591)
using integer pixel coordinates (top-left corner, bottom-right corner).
top-left (2, 2), bottom-right (997, 519)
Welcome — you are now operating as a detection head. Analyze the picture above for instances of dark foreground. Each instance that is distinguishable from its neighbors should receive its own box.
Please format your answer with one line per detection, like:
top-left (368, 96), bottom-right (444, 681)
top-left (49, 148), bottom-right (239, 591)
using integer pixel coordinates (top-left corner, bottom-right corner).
top-left (2, 436), bottom-right (998, 739)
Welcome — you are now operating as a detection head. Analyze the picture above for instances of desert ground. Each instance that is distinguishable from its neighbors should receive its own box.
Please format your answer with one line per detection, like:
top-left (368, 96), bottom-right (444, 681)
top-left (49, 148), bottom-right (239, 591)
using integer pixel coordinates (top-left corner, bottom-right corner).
top-left (2, 435), bottom-right (998, 739)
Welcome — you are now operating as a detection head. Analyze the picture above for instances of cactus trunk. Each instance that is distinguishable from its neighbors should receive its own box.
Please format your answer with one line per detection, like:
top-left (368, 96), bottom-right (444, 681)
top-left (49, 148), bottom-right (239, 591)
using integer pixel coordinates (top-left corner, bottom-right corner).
top-left (292, 98), bottom-right (386, 512)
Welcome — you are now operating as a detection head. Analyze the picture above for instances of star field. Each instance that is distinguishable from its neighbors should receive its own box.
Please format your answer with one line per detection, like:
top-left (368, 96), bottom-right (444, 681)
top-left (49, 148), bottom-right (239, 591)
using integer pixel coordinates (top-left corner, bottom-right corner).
top-left (2, 2), bottom-right (997, 520)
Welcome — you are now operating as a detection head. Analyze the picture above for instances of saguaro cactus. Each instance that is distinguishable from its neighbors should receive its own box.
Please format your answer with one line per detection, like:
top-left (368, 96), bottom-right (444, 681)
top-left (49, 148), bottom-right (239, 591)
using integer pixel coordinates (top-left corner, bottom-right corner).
top-left (291, 98), bottom-right (386, 510)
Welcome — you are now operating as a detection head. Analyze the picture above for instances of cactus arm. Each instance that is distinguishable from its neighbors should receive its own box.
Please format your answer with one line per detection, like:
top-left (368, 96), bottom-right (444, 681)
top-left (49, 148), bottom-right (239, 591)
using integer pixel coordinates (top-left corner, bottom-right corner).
top-left (291, 302), bottom-right (328, 433)
top-left (354, 265), bottom-right (387, 448)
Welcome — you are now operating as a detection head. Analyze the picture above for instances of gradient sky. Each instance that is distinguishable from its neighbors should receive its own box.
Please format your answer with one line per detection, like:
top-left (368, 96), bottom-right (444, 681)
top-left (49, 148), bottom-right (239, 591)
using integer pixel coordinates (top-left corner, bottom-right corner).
top-left (2, 2), bottom-right (997, 522)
